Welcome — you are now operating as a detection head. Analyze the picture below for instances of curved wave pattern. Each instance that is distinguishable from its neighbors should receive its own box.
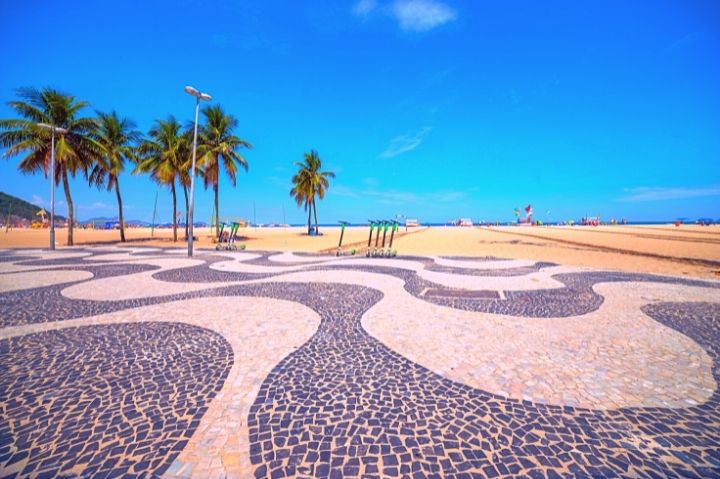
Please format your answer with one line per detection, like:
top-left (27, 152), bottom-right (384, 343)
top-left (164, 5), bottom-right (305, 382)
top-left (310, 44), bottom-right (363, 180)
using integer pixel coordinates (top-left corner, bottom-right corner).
top-left (247, 283), bottom-right (720, 478)
top-left (0, 246), bottom-right (718, 478)
top-left (0, 322), bottom-right (233, 478)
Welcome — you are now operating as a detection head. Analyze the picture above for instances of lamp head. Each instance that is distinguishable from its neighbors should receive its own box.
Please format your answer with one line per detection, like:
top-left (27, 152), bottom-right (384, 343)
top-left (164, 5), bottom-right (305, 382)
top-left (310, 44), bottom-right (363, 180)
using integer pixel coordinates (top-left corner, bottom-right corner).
top-left (185, 86), bottom-right (212, 101)
top-left (37, 123), bottom-right (68, 134)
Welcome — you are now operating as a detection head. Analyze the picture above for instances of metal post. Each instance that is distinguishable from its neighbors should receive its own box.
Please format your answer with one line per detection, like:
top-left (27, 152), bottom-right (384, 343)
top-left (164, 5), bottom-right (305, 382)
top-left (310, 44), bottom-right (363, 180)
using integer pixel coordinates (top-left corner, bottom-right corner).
top-left (388, 221), bottom-right (398, 248)
top-left (338, 221), bottom-right (348, 248)
top-left (188, 97), bottom-right (200, 257)
top-left (366, 220), bottom-right (375, 257)
top-left (37, 123), bottom-right (66, 248)
top-left (184, 85), bottom-right (212, 256)
top-left (49, 130), bottom-right (56, 250)
top-left (5, 203), bottom-right (12, 233)
top-left (151, 190), bottom-right (158, 237)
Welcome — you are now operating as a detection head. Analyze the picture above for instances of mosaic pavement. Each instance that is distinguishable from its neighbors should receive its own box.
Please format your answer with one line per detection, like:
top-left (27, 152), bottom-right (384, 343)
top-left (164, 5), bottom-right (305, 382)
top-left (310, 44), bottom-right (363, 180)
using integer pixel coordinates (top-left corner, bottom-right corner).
top-left (0, 246), bottom-right (719, 478)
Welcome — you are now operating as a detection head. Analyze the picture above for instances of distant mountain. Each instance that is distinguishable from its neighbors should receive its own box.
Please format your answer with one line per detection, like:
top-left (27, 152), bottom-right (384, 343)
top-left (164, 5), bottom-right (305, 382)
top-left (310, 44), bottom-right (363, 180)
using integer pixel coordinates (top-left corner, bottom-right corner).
top-left (0, 191), bottom-right (66, 223)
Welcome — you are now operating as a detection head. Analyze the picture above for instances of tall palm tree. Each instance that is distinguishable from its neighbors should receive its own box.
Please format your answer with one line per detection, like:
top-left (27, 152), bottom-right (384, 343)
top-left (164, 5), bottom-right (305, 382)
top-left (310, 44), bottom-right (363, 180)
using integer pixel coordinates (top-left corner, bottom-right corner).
top-left (135, 117), bottom-right (188, 242)
top-left (0, 87), bottom-right (101, 245)
top-left (89, 111), bottom-right (141, 242)
top-left (290, 150), bottom-right (335, 235)
top-left (290, 165), bottom-right (314, 235)
top-left (198, 104), bottom-right (251, 237)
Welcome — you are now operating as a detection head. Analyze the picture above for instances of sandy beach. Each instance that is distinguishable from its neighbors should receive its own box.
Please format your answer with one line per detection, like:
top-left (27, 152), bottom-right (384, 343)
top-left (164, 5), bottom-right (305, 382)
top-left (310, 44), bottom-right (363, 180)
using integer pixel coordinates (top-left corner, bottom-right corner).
top-left (2, 224), bottom-right (719, 279)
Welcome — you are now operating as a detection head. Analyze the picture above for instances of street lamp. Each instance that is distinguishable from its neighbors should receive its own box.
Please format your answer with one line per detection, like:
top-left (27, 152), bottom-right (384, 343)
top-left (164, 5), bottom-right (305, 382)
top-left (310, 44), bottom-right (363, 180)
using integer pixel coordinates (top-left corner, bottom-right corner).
top-left (37, 123), bottom-right (68, 250)
top-left (184, 86), bottom-right (212, 257)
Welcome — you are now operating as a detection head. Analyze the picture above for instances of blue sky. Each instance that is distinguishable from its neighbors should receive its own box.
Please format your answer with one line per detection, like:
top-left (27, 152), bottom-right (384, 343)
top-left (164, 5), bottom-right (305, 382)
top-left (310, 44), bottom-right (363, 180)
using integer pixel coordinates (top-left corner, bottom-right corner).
top-left (1, 0), bottom-right (719, 223)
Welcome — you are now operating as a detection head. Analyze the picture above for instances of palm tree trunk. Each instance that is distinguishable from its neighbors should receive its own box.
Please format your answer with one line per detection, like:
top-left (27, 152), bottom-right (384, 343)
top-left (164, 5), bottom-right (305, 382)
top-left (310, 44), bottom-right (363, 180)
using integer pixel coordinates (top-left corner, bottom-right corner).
top-left (307, 203), bottom-right (312, 235)
top-left (171, 180), bottom-right (177, 242)
top-left (214, 183), bottom-right (220, 238)
top-left (62, 170), bottom-right (74, 246)
top-left (313, 198), bottom-right (319, 235)
top-left (115, 179), bottom-right (126, 242)
top-left (183, 184), bottom-right (189, 240)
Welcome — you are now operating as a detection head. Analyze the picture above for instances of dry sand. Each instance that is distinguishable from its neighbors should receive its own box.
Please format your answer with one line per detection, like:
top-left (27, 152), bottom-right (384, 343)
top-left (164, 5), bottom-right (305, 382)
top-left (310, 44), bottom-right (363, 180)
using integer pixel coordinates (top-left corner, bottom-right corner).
top-left (2, 224), bottom-right (719, 279)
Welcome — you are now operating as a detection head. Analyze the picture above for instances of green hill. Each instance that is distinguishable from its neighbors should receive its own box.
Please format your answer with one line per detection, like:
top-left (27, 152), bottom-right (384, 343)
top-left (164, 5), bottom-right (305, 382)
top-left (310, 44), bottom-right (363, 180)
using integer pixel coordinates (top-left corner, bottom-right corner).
top-left (0, 191), bottom-right (66, 223)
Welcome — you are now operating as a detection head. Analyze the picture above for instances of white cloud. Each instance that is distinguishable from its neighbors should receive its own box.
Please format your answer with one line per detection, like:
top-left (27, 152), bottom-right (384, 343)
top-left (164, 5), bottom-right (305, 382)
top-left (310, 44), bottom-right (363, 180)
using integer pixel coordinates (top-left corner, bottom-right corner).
top-left (75, 202), bottom-right (114, 213)
top-left (379, 127), bottom-right (431, 158)
top-left (31, 194), bottom-right (48, 207)
top-left (332, 184), bottom-right (468, 205)
top-left (390, 0), bottom-right (456, 32)
top-left (617, 186), bottom-right (720, 202)
top-left (353, 0), bottom-right (456, 32)
top-left (29, 194), bottom-right (69, 208)
top-left (353, 0), bottom-right (378, 16)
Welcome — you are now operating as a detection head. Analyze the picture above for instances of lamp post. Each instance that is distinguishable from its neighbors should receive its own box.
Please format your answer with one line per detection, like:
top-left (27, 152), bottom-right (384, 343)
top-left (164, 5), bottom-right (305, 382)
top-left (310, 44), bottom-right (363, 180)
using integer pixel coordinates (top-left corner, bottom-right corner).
top-left (184, 86), bottom-right (212, 257)
top-left (37, 123), bottom-right (68, 250)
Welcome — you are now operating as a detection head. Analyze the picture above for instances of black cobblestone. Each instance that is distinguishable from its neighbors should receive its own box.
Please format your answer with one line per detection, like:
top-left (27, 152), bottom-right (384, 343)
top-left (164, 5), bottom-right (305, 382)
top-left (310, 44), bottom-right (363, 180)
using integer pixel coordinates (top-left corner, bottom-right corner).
top-left (1, 248), bottom-right (719, 478)
top-left (0, 322), bottom-right (233, 477)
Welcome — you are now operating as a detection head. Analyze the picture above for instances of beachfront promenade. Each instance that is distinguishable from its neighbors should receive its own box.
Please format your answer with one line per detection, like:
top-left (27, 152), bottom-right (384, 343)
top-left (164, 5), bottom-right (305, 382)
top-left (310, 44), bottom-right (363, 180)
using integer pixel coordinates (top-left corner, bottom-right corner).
top-left (1, 246), bottom-right (719, 478)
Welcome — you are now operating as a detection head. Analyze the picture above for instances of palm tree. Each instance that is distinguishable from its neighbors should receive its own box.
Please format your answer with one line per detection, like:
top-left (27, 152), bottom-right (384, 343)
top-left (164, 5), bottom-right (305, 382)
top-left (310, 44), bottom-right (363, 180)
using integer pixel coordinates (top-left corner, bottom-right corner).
top-left (198, 104), bottom-right (251, 237)
top-left (290, 150), bottom-right (335, 235)
top-left (0, 87), bottom-right (101, 245)
top-left (90, 111), bottom-right (141, 242)
top-left (290, 164), bottom-right (314, 235)
top-left (135, 117), bottom-right (188, 242)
